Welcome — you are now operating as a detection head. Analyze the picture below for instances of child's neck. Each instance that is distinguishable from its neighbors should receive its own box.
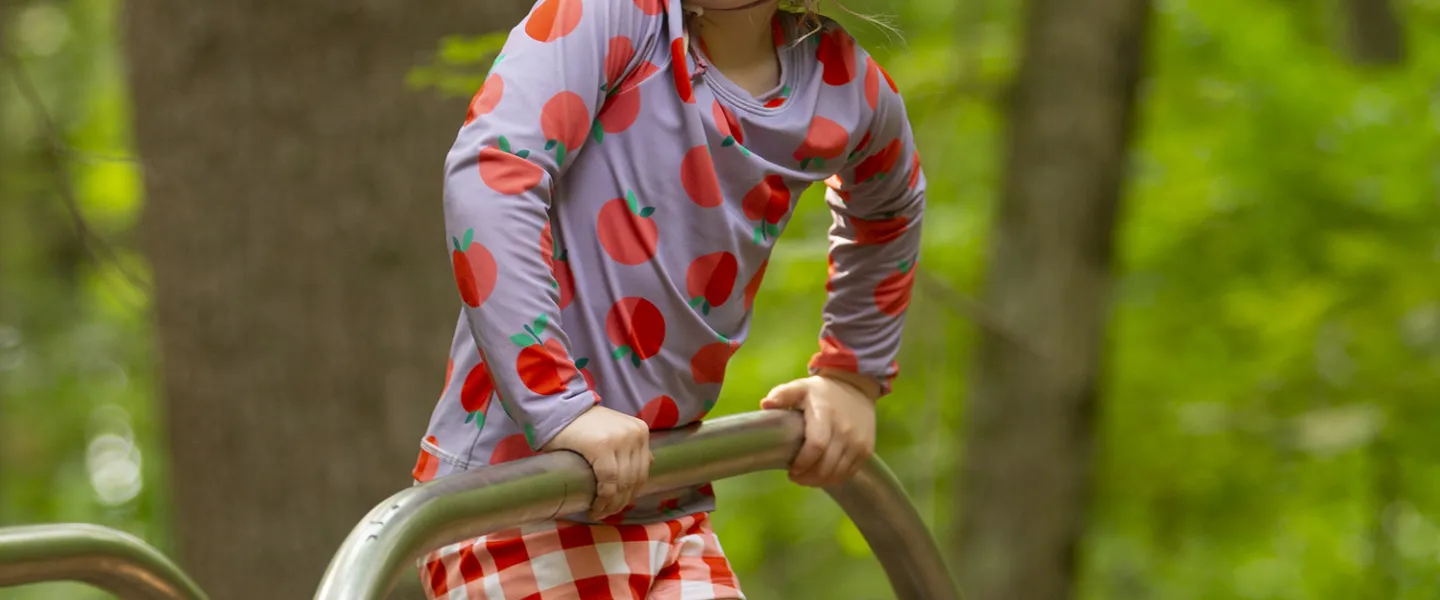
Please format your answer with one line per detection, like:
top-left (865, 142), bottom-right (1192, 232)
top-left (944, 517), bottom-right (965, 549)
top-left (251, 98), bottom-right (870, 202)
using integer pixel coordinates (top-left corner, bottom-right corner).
top-left (690, 3), bottom-right (782, 97)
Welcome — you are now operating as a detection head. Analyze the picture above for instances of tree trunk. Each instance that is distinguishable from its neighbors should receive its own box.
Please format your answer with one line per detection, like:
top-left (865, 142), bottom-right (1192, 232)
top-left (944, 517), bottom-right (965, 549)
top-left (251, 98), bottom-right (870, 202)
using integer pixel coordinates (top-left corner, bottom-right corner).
top-left (951, 0), bottom-right (1152, 598)
top-left (1344, 0), bottom-right (1406, 66)
top-left (121, 3), bottom-right (527, 597)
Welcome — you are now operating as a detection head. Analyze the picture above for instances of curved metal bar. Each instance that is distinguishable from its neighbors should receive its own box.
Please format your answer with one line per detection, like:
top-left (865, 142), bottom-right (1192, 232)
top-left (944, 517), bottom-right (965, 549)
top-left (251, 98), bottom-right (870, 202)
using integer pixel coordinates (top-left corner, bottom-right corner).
top-left (0, 523), bottom-right (209, 600)
top-left (314, 410), bottom-right (960, 600)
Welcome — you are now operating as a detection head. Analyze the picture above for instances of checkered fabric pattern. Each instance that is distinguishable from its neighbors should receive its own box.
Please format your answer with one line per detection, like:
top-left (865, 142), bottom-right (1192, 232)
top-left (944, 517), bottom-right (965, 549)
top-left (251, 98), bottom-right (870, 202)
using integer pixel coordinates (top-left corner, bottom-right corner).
top-left (418, 513), bottom-right (745, 599)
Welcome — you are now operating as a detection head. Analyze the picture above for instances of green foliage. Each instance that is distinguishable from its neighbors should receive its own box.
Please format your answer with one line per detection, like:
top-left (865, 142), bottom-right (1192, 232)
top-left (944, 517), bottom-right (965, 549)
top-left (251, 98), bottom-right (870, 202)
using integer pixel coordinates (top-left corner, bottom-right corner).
top-left (3, 0), bottom-right (1439, 598)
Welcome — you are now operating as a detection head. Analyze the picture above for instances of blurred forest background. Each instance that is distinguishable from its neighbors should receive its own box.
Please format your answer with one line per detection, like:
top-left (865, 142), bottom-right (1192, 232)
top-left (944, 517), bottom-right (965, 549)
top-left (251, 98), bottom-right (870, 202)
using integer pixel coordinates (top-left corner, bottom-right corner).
top-left (3, 0), bottom-right (1440, 598)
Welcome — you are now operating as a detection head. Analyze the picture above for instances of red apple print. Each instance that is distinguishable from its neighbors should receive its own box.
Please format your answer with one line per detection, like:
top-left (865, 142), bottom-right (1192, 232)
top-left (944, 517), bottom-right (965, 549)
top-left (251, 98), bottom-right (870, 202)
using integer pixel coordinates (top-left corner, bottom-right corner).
top-left (698, 483), bottom-right (715, 497)
top-left (594, 61), bottom-right (661, 143)
top-left (909, 150), bottom-right (922, 189)
top-left (854, 138), bottom-right (904, 183)
top-left (451, 229), bottom-right (497, 308)
top-left (879, 63), bottom-right (899, 93)
top-left (742, 175), bottom-right (792, 243)
top-left (576, 356), bottom-right (596, 391)
top-left (681, 146), bottom-right (723, 208)
top-left (461, 361), bottom-right (496, 429)
top-left (491, 434), bottom-right (540, 464)
top-left (794, 117), bottom-right (849, 170)
top-left (825, 254), bottom-right (837, 293)
top-left (744, 260), bottom-right (767, 310)
top-left (864, 57), bottom-right (881, 110)
top-left (640, 395), bottom-right (681, 430)
top-left (658, 497), bottom-right (683, 517)
top-left (763, 85), bottom-right (791, 109)
top-left (713, 100), bottom-right (745, 147)
top-left (597, 190), bottom-right (659, 265)
top-left (541, 91), bottom-right (590, 167)
top-left (600, 504), bottom-right (637, 526)
top-left (691, 338), bottom-right (740, 385)
top-left (540, 223), bottom-right (575, 309)
top-left (479, 137), bottom-right (544, 195)
top-left (412, 436), bottom-right (440, 482)
top-left (634, 0), bottom-right (665, 15)
top-left (810, 335), bottom-right (860, 373)
top-left (852, 214), bottom-right (910, 245)
top-left (606, 297), bottom-right (666, 368)
top-left (771, 15), bottom-right (787, 47)
top-left (686, 251), bottom-right (738, 314)
top-left (670, 38), bottom-right (695, 103)
top-left (885, 360), bottom-right (900, 391)
top-left (525, 0), bottom-right (583, 42)
top-left (466, 74), bottom-right (504, 124)
top-left (816, 28), bottom-right (857, 86)
top-left (442, 357), bottom-right (455, 394)
top-left (825, 174), bottom-right (851, 204)
top-left (875, 258), bottom-right (916, 316)
top-left (691, 396), bottom-right (719, 423)
top-left (848, 130), bottom-right (873, 161)
top-left (603, 37), bottom-right (636, 92)
top-left (510, 314), bottom-right (578, 395)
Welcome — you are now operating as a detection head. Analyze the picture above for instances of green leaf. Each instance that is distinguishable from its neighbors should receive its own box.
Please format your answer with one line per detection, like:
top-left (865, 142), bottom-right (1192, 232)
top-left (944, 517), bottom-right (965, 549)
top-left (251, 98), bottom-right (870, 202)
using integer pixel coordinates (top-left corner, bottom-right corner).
top-left (452, 237), bottom-right (461, 251)
top-left (551, 278), bottom-right (559, 289)
top-left (523, 423), bottom-right (536, 448)
top-left (591, 120), bottom-right (605, 144)
top-left (631, 353), bottom-right (642, 368)
top-left (474, 412), bottom-right (486, 431)
top-left (612, 346), bottom-right (631, 359)
top-left (515, 149), bottom-right (530, 159)
top-left (532, 314), bottom-right (548, 334)
top-left (462, 228), bottom-right (474, 248)
top-left (702, 302), bottom-right (710, 315)
top-left (545, 139), bottom-right (557, 151)
top-left (638, 206), bottom-right (655, 218)
top-left (464, 412), bottom-right (474, 424)
top-left (499, 136), bottom-right (512, 153)
top-left (740, 146), bottom-right (751, 157)
top-left (766, 222), bottom-right (780, 237)
top-left (722, 137), bottom-right (734, 147)
top-left (576, 357), bottom-right (589, 369)
top-left (800, 157), bottom-right (811, 170)
top-left (626, 190), bottom-right (640, 213)
top-left (689, 297), bottom-right (704, 308)
top-left (510, 333), bottom-right (535, 347)
top-left (556, 144), bottom-right (567, 167)
top-left (753, 227), bottom-right (765, 245)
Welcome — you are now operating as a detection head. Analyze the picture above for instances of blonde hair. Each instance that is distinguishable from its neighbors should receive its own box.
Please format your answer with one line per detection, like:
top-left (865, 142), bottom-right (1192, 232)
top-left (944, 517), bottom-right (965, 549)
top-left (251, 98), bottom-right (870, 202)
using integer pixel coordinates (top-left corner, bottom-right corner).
top-left (783, 0), bottom-right (902, 44)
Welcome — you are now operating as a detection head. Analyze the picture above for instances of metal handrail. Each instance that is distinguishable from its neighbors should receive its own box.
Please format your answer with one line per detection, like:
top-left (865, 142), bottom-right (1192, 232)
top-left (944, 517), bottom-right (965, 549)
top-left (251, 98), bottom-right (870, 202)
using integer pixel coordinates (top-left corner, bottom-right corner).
top-left (0, 523), bottom-right (209, 600)
top-left (314, 410), bottom-right (960, 600)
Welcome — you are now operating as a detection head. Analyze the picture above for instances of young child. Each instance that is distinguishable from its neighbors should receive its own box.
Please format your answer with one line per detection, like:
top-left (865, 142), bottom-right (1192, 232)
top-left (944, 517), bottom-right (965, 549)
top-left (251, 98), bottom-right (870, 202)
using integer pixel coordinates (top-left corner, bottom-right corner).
top-left (412, 0), bottom-right (924, 596)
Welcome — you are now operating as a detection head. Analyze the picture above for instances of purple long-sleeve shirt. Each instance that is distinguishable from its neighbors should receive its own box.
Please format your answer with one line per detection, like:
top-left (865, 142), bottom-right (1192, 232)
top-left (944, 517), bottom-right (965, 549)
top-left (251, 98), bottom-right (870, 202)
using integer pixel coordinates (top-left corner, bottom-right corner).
top-left (413, 0), bottom-right (926, 525)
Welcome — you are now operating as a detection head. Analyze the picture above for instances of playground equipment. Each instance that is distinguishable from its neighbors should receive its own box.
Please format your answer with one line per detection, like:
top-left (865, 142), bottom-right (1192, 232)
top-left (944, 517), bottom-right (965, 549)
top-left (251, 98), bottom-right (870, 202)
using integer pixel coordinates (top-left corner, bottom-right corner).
top-left (0, 410), bottom-right (958, 599)
top-left (0, 523), bottom-right (208, 600)
top-left (314, 409), bottom-right (961, 600)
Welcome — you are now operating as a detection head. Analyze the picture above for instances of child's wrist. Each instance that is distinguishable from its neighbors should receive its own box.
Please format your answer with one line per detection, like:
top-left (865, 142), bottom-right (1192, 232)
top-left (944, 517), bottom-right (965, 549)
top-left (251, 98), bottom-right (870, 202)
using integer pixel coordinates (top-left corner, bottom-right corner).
top-left (815, 368), bottom-right (881, 401)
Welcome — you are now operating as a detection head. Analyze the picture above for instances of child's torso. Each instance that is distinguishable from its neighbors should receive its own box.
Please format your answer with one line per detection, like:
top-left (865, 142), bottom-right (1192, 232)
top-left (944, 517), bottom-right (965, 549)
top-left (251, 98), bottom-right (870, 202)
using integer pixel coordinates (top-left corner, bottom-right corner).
top-left (421, 10), bottom-right (883, 523)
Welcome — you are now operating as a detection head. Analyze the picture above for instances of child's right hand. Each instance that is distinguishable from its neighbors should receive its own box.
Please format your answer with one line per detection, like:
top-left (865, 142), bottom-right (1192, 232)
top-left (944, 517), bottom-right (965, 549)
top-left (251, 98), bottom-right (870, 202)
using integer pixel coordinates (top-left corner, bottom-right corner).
top-left (542, 405), bottom-right (653, 520)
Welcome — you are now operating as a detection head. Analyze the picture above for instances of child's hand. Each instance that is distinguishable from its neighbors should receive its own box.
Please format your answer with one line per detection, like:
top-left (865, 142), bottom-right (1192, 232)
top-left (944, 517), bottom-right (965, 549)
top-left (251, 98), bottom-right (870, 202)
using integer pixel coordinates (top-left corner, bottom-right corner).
top-left (543, 405), bottom-right (653, 521)
top-left (760, 370), bottom-right (879, 488)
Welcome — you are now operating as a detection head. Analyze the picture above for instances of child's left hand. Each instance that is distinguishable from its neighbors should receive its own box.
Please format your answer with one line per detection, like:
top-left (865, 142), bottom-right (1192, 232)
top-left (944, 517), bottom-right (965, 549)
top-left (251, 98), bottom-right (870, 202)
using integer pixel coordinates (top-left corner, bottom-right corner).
top-left (760, 370), bottom-right (879, 488)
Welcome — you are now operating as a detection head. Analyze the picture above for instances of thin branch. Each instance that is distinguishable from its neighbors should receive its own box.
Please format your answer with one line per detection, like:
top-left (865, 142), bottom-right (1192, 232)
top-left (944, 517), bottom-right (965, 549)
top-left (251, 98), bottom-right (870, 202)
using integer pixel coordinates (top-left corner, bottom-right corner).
top-left (1, 47), bottom-right (151, 295)
top-left (914, 268), bottom-right (1049, 360)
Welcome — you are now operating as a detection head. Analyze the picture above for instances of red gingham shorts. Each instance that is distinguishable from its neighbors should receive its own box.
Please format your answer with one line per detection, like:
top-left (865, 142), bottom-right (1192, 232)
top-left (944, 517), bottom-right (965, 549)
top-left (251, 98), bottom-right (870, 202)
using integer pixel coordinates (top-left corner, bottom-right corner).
top-left (417, 513), bottom-right (745, 599)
